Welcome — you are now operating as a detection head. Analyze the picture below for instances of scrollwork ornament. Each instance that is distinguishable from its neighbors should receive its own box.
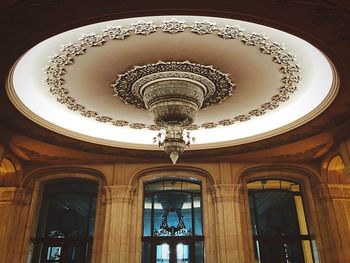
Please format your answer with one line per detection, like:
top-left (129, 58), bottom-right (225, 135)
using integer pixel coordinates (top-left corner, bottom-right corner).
top-left (112, 120), bottom-right (129, 127)
top-left (67, 103), bottom-right (86, 111)
top-left (218, 119), bottom-right (235, 126)
top-left (191, 21), bottom-right (216, 35)
top-left (81, 110), bottom-right (98, 118)
top-left (201, 122), bottom-right (217, 129)
top-left (280, 64), bottom-right (301, 74)
top-left (44, 65), bottom-right (66, 76)
top-left (234, 114), bottom-right (251, 122)
top-left (186, 124), bottom-right (200, 130)
top-left (132, 21), bottom-right (157, 35)
top-left (249, 109), bottom-right (267, 117)
top-left (162, 19), bottom-right (186, 34)
top-left (129, 123), bottom-right (146, 129)
top-left (96, 116), bottom-right (113, 123)
top-left (260, 42), bottom-right (284, 54)
top-left (103, 26), bottom-right (129, 40)
top-left (80, 33), bottom-right (105, 46)
top-left (218, 25), bottom-right (244, 39)
top-left (57, 96), bottom-right (75, 105)
top-left (61, 43), bottom-right (86, 56)
top-left (49, 54), bottom-right (73, 66)
top-left (261, 102), bottom-right (279, 110)
top-left (274, 53), bottom-right (295, 64)
top-left (272, 94), bottom-right (290, 102)
top-left (242, 32), bottom-right (267, 46)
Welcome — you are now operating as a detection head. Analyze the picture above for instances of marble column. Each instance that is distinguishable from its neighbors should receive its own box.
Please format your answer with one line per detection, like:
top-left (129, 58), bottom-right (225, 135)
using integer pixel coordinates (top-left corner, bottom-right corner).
top-left (210, 184), bottom-right (244, 263)
top-left (0, 187), bottom-right (31, 263)
top-left (101, 185), bottom-right (136, 263)
top-left (315, 184), bottom-right (350, 263)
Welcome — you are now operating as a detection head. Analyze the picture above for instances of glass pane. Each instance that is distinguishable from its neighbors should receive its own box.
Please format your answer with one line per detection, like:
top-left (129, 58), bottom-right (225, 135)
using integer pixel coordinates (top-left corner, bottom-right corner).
top-left (89, 197), bottom-right (97, 236)
top-left (153, 192), bottom-right (192, 236)
top-left (156, 243), bottom-right (170, 263)
top-left (46, 246), bottom-right (61, 260)
top-left (195, 241), bottom-right (204, 263)
top-left (294, 195), bottom-right (308, 235)
top-left (194, 194), bottom-right (202, 236)
top-left (254, 191), bottom-right (300, 235)
top-left (145, 180), bottom-right (200, 193)
top-left (248, 195), bottom-right (257, 235)
top-left (176, 243), bottom-right (189, 263)
top-left (143, 195), bottom-right (152, 236)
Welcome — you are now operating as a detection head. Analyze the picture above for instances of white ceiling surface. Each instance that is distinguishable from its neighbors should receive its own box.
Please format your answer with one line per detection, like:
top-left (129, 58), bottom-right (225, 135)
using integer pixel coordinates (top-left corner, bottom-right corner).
top-left (10, 16), bottom-right (335, 150)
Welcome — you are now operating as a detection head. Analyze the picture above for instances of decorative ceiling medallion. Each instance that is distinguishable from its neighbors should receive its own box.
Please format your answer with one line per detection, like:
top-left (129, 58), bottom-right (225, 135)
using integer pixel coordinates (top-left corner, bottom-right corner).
top-left (44, 18), bottom-right (302, 131)
top-left (112, 61), bottom-right (234, 110)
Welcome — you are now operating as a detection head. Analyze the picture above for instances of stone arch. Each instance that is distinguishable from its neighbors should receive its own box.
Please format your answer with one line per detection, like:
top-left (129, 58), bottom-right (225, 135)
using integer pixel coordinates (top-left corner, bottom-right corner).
top-left (237, 164), bottom-right (321, 186)
top-left (20, 166), bottom-right (106, 263)
top-left (129, 165), bottom-right (215, 187)
top-left (129, 165), bottom-right (215, 263)
top-left (22, 165), bottom-right (107, 188)
top-left (237, 164), bottom-right (323, 263)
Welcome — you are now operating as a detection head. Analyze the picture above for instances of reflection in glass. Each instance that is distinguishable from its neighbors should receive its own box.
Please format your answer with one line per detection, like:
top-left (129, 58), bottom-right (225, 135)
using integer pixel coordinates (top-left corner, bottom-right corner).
top-left (156, 243), bottom-right (170, 263)
top-left (176, 243), bottom-right (189, 263)
top-left (33, 180), bottom-right (98, 263)
top-left (247, 179), bottom-right (315, 263)
top-left (47, 246), bottom-right (61, 260)
top-left (142, 179), bottom-right (204, 263)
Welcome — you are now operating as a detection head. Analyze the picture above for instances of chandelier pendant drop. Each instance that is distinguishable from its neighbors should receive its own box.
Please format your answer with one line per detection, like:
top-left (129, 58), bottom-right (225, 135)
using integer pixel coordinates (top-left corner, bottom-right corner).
top-left (113, 61), bottom-right (235, 163)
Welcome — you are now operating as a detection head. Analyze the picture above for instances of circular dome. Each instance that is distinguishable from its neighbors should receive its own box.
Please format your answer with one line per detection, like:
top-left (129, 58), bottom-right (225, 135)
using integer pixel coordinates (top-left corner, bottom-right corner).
top-left (7, 15), bottom-right (337, 150)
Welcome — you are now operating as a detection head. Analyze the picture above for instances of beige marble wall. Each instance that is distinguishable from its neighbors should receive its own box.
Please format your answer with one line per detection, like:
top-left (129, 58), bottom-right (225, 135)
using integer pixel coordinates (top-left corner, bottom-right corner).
top-left (0, 187), bottom-right (32, 263)
top-left (1, 159), bottom-right (350, 262)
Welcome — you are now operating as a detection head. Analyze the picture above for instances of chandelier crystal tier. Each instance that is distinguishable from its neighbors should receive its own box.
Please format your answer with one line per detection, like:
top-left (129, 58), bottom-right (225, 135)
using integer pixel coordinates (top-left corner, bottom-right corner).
top-left (113, 61), bottom-right (235, 163)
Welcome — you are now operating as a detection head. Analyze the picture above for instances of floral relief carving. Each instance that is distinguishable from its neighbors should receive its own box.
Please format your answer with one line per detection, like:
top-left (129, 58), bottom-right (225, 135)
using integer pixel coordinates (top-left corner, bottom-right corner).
top-left (191, 21), bottom-right (216, 35)
top-left (218, 25), bottom-right (244, 39)
top-left (132, 21), bottom-right (157, 35)
top-left (103, 26), bottom-right (129, 40)
top-left (44, 19), bottom-right (302, 131)
top-left (162, 19), bottom-right (186, 34)
top-left (80, 33), bottom-right (105, 46)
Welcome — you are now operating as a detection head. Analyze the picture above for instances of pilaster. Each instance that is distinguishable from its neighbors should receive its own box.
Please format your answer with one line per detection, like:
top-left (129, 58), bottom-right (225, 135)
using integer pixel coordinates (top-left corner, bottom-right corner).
top-left (314, 184), bottom-right (350, 263)
top-left (210, 184), bottom-right (244, 263)
top-left (101, 185), bottom-right (136, 263)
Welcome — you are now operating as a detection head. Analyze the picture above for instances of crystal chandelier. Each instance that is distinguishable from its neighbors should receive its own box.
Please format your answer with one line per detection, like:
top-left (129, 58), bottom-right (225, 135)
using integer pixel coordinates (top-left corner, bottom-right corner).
top-left (113, 61), bottom-right (235, 164)
top-left (142, 79), bottom-right (205, 164)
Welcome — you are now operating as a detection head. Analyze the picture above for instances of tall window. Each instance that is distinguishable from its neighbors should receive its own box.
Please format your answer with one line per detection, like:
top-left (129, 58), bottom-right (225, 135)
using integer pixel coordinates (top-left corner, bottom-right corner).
top-left (32, 180), bottom-right (98, 263)
top-left (247, 179), bottom-right (315, 263)
top-left (142, 178), bottom-right (204, 263)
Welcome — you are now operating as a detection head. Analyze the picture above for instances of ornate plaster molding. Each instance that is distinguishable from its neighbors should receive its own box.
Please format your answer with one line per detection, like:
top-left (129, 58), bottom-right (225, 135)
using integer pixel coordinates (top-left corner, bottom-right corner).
top-left (44, 19), bottom-right (301, 131)
top-left (317, 184), bottom-right (350, 200)
top-left (0, 187), bottom-right (31, 205)
top-left (210, 184), bottom-right (242, 202)
top-left (103, 185), bottom-right (136, 203)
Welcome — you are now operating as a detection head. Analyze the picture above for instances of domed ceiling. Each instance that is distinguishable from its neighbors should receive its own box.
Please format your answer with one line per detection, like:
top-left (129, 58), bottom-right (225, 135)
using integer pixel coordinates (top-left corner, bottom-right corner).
top-left (7, 15), bottom-right (337, 153)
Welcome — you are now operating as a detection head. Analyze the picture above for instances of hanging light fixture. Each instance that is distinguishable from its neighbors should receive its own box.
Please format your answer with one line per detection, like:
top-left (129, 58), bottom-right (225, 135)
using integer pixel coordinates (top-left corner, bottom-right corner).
top-left (113, 61), bottom-right (234, 164)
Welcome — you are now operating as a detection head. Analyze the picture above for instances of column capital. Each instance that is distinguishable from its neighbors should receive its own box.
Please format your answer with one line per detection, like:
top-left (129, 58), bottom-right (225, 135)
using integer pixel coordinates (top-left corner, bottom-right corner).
top-left (0, 187), bottom-right (31, 205)
top-left (103, 185), bottom-right (136, 204)
top-left (210, 184), bottom-right (242, 202)
top-left (317, 183), bottom-right (350, 200)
